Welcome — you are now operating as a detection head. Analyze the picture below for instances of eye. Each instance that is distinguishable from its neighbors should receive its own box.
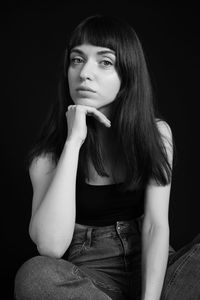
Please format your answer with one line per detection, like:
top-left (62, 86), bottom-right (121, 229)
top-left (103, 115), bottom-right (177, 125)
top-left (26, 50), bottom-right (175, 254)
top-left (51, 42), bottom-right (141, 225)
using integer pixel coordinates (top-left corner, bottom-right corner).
top-left (100, 59), bottom-right (113, 67)
top-left (70, 57), bottom-right (84, 65)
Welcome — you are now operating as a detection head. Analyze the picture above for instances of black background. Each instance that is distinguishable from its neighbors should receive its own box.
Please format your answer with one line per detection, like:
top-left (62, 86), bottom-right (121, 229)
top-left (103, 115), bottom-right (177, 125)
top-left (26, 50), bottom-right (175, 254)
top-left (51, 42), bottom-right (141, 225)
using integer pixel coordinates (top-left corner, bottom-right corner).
top-left (1, 1), bottom-right (200, 298)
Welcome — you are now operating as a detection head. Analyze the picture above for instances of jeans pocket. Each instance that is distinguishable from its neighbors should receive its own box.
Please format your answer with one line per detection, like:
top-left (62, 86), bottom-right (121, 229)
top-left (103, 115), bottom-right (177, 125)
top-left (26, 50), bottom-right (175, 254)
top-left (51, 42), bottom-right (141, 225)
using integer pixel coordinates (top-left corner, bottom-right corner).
top-left (68, 241), bottom-right (86, 261)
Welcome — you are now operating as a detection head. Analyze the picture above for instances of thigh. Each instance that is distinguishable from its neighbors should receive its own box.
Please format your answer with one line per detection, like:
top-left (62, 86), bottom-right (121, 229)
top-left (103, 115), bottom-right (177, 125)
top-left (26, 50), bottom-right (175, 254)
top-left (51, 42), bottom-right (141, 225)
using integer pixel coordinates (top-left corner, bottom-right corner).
top-left (161, 234), bottom-right (200, 300)
top-left (14, 255), bottom-right (113, 300)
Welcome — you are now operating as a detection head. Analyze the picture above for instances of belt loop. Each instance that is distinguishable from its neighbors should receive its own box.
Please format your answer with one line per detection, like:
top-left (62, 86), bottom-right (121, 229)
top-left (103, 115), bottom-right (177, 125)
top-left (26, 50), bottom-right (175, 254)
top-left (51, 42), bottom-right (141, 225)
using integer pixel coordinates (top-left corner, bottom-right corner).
top-left (86, 228), bottom-right (93, 248)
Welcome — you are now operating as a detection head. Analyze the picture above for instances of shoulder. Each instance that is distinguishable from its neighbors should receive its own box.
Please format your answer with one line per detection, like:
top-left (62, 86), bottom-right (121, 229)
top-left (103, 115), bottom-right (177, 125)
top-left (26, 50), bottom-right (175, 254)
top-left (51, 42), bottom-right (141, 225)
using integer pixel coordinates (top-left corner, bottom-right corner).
top-left (155, 118), bottom-right (173, 166)
top-left (29, 153), bottom-right (56, 188)
top-left (155, 118), bottom-right (172, 140)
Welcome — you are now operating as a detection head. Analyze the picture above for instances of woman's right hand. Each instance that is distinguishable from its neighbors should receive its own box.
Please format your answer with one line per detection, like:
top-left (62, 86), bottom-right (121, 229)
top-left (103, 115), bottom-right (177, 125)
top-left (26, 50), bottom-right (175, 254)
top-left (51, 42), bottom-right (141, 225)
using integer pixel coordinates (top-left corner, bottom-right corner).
top-left (65, 105), bottom-right (111, 146)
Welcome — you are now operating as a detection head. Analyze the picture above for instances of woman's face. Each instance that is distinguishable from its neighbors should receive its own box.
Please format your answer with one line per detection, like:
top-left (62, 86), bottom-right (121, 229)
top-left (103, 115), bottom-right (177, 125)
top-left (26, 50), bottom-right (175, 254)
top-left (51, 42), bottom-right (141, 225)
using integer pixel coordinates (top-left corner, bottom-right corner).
top-left (68, 44), bottom-right (121, 116)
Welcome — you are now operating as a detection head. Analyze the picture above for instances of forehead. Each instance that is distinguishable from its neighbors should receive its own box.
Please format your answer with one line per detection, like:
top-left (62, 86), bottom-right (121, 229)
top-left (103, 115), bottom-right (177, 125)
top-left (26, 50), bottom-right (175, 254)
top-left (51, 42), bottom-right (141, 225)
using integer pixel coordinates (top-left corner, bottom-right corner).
top-left (70, 44), bottom-right (115, 56)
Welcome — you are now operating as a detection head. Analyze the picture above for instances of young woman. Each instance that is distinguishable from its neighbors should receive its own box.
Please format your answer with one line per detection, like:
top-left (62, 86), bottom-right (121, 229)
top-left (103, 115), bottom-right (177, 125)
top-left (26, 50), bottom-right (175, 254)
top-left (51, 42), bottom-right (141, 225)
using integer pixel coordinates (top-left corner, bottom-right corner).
top-left (14, 15), bottom-right (200, 300)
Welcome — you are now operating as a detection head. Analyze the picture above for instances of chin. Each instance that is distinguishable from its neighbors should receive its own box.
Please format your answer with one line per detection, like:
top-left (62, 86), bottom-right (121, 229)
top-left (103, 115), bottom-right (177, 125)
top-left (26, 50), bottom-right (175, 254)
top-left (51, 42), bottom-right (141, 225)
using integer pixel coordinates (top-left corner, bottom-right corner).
top-left (74, 98), bottom-right (98, 107)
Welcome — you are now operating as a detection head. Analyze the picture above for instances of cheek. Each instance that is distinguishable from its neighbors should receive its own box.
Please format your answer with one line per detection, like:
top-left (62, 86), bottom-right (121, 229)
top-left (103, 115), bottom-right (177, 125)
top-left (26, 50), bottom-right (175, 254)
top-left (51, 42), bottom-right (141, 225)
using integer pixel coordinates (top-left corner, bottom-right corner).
top-left (68, 70), bottom-right (73, 86)
top-left (105, 76), bottom-right (121, 98)
top-left (68, 67), bottom-right (77, 84)
top-left (68, 72), bottom-right (76, 96)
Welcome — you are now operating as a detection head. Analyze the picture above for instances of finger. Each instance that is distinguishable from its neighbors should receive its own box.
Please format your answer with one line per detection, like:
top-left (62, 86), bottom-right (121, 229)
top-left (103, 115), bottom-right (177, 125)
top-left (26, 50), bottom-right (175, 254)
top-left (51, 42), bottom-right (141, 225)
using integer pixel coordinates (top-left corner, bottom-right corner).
top-left (85, 107), bottom-right (111, 126)
top-left (67, 105), bottom-right (76, 110)
top-left (83, 106), bottom-right (110, 121)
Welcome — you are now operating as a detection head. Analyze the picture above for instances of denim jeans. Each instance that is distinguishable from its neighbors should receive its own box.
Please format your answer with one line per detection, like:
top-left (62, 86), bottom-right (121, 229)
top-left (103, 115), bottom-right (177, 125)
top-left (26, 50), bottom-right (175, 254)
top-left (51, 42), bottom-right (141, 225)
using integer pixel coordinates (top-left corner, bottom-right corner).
top-left (14, 217), bottom-right (200, 299)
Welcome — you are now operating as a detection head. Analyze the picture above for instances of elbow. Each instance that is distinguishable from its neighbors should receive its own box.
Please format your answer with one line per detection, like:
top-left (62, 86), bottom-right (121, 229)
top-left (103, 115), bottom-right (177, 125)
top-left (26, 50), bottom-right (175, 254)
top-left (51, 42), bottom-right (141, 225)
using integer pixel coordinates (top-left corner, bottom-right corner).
top-left (143, 221), bottom-right (170, 238)
top-left (37, 244), bottom-right (61, 258)
top-left (29, 221), bottom-right (74, 258)
top-left (37, 244), bottom-right (65, 259)
top-left (29, 226), bottom-right (72, 259)
top-left (36, 238), bottom-right (71, 258)
top-left (152, 223), bottom-right (170, 233)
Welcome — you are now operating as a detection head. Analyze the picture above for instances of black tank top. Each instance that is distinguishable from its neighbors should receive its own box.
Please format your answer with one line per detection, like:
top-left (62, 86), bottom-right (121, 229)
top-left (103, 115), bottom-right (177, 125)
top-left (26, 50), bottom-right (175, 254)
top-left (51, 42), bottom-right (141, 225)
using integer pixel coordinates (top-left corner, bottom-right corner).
top-left (76, 181), bottom-right (144, 226)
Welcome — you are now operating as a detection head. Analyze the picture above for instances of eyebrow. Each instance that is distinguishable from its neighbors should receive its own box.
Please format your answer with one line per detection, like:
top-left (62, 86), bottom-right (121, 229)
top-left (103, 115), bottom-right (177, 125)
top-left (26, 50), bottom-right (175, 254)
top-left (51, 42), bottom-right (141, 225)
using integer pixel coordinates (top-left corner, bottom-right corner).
top-left (70, 48), bottom-right (115, 56)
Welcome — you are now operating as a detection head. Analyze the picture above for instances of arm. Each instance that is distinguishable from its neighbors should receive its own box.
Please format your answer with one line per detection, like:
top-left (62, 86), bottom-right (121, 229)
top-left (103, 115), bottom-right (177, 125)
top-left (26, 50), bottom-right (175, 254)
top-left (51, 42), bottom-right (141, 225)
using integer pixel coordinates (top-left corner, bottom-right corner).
top-left (29, 105), bottom-right (111, 258)
top-left (141, 121), bottom-right (173, 300)
top-left (29, 139), bottom-right (82, 258)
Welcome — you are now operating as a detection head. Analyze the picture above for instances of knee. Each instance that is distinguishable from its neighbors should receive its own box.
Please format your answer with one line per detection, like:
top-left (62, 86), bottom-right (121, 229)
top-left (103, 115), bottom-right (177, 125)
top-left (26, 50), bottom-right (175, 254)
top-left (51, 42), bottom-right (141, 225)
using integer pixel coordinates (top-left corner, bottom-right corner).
top-left (14, 255), bottom-right (61, 299)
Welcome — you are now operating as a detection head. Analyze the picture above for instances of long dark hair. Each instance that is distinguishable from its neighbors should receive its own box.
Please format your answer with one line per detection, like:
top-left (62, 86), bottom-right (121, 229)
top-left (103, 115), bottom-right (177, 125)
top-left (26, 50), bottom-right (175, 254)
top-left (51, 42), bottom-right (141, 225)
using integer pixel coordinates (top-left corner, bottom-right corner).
top-left (25, 14), bottom-right (173, 192)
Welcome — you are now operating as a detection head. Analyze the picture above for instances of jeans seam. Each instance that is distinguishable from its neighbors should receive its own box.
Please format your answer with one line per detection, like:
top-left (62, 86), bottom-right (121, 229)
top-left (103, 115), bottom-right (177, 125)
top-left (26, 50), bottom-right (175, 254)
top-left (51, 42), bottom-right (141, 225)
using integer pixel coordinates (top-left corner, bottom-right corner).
top-left (72, 265), bottom-right (83, 280)
top-left (68, 241), bottom-right (87, 261)
top-left (92, 278), bottom-right (123, 292)
top-left (162, 244), bottom-right (200, 299)
top-left (72, 265), bottom-right (122, 292)
top-left (116, 231), bottom-right (128, 273)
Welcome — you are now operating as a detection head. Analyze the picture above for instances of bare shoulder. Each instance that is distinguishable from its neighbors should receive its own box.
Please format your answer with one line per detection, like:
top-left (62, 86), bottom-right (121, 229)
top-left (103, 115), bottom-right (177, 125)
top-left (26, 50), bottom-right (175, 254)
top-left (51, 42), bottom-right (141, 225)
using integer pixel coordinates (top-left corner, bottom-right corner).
top-left (155, 118), bottom-right (172, 140)
top-left (156, 118), bottom-right (173, 166)
top-left (29, 153), bottom-right (56, 188)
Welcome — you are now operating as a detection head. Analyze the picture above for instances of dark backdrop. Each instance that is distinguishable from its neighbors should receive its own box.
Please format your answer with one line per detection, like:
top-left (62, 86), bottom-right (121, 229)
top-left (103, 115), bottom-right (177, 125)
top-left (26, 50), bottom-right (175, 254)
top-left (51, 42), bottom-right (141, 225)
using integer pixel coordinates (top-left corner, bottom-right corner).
top-left (1, 1), bottom-right (199, 299)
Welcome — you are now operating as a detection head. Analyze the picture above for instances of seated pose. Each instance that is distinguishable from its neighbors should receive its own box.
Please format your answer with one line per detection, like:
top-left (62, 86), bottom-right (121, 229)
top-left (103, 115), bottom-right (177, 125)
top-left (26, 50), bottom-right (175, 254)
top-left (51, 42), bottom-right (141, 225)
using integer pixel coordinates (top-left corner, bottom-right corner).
top-left (14, 14), bottom-right (200, 300)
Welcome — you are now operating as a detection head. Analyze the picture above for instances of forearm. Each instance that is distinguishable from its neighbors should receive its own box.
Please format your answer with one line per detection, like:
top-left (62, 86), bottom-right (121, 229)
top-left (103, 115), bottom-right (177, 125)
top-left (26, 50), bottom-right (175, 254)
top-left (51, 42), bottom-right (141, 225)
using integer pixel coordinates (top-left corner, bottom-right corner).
top-left (29, 139), bottom-right (81, 257)
top-left (141, 225), bottom-right (169, 300)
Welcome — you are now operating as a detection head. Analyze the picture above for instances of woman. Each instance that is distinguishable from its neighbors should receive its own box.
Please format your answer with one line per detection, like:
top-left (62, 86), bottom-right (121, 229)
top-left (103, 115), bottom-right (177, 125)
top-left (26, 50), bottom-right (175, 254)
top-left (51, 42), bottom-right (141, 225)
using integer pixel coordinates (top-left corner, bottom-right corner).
top-left (14, 15), bottom-right (200, 300)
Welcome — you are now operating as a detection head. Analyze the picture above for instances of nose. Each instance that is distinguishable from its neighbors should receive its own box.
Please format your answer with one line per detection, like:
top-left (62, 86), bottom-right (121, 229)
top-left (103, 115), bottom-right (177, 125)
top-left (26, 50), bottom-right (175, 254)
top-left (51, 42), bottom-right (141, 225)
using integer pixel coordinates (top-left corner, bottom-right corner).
top-left (79, 60), bottom-right (94, 81)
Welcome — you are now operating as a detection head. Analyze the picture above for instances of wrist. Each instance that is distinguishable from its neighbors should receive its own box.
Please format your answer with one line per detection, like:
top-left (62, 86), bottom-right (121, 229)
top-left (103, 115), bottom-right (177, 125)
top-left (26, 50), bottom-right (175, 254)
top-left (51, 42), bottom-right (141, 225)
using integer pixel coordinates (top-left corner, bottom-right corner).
top-left (65, 137), bottom-right (83, 149)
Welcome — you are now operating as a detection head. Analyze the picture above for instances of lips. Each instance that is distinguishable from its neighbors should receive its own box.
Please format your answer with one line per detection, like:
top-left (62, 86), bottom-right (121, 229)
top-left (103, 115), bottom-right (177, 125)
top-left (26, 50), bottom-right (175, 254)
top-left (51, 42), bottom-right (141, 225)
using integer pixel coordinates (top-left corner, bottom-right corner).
top-left (76, 86), bottom-right (96, 93)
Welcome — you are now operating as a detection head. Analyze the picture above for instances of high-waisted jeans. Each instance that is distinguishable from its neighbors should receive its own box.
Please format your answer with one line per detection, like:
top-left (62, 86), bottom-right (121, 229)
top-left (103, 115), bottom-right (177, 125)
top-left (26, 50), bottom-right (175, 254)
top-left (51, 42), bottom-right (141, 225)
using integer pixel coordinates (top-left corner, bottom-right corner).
top-left (14, 217), bottom-right (200, 299)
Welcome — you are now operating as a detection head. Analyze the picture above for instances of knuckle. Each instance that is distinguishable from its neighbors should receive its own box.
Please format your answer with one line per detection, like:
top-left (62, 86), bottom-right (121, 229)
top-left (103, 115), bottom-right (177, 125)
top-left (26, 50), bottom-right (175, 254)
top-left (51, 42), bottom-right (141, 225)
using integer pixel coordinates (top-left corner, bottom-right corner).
top-left (67, 105), bottom-right (76, 111)
top-left (76, 105), bottom-right (84, 111)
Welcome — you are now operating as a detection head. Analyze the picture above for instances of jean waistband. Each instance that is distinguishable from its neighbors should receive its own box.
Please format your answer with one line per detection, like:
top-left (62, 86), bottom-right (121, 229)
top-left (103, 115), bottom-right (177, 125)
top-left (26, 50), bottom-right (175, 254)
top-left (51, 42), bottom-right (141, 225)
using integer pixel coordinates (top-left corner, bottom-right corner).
top-left (73, 215), bottom-right (144, 241)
